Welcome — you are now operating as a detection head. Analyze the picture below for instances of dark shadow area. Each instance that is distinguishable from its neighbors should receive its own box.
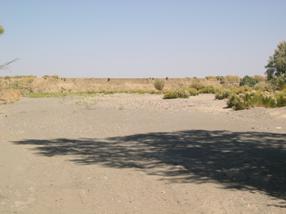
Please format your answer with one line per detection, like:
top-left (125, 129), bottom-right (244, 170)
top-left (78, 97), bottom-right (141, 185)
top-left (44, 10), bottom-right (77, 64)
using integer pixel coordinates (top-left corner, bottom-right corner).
top-left (14, 130), bottom-right (286, 201)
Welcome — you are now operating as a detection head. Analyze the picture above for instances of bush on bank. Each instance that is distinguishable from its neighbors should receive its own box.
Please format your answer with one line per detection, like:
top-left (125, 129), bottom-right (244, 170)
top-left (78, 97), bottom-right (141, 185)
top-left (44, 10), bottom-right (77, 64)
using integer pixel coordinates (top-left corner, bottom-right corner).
top-left (227, 90), bottom-right (286, 110)
top-left (163, 88), bottom-right (190, 99)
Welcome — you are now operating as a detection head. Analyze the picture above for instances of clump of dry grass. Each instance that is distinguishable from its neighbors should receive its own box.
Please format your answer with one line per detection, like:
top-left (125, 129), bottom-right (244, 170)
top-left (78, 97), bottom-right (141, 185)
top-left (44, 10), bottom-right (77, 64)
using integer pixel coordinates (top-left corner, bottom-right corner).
top-left (215, 89), bottom-right (232, 100)
top-left (220, 75), bottom-right (241, 86)
top-left (0, 89), bottom-right (21, 104)
top-left (153, 79), bottom-right (165, 91)
top-left (163, 88), bottom-right (190, 99)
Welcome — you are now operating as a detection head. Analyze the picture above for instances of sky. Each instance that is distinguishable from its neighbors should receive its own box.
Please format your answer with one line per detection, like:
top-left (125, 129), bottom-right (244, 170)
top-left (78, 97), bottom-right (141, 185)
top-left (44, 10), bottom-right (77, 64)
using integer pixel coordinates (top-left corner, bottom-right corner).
top-left (0, 0), bottom-right (286, 77)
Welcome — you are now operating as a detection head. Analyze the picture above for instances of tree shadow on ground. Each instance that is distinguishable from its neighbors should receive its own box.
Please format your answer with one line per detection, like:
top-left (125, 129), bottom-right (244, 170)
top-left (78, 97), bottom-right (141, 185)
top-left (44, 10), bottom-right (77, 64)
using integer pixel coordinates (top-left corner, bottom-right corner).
top-left (14, 130), bottom-right (286, 202)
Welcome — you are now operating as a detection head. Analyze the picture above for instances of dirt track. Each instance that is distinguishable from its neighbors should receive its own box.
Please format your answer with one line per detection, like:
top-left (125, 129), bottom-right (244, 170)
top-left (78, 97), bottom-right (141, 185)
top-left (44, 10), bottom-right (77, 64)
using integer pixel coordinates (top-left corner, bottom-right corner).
top-left (0, 94), bottom-right (286, 214)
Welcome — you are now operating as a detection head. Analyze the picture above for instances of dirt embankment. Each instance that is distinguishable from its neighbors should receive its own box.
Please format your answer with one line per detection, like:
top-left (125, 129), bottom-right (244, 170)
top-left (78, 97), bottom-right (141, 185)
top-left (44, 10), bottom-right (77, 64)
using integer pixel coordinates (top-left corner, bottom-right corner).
top-left (0, 76), bottom-right (222, 104)
top-left (0, 76), bottom-right (222, 94)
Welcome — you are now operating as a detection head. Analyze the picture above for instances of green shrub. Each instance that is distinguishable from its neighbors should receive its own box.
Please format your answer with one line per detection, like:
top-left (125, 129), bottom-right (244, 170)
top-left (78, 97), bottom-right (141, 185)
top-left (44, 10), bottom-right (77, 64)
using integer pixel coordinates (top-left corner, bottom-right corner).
top-left (240, 76), bottom-right (258, 87)
top-left (227, 94), bottom-right (244, 110)
top-left (187, 87), bottom-right (199, 96)
top-left (227, 94), bottom-right (250, 110)
top-left (163, 88), bottom-right (190, 99)
top-left (261, 94), bottom-right (277, 107)
top-left (153, 79), bottom-right (165, 91)
top-left (215, 89), bottom-right (232, 100)
top-left (243, 92), bottom-right (258, 108)
top-left (275, 92), bottom-right (286, 107)
top-left (198, 86), bottom-right (217, 94)
top-left (226, 90), bottom-right (286, 110)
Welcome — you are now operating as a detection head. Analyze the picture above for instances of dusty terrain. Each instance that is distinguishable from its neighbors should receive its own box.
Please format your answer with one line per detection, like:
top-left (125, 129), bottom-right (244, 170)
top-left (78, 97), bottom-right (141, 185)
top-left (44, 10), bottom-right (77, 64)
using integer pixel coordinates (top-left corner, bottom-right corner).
top-left (0, 94), bottom-right (286, 214)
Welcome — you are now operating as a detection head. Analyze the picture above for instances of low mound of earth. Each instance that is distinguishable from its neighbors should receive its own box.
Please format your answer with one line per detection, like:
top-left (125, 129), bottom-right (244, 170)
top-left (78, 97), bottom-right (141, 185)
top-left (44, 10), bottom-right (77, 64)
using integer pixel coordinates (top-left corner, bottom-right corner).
top-left (0, 94), bottom-right (285, 214)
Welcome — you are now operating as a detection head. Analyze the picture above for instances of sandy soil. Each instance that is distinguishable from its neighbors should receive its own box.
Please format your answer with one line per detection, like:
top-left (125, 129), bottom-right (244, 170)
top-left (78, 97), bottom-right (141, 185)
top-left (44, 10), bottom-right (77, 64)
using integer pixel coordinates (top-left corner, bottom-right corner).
top-left (0, 94), bottom-right (286, 214)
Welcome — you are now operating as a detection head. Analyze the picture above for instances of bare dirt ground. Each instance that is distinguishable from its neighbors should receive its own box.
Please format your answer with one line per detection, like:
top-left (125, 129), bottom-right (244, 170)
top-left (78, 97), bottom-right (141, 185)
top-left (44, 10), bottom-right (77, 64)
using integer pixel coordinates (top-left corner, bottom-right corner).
top-left (0, 94), bottom-right (286, 214)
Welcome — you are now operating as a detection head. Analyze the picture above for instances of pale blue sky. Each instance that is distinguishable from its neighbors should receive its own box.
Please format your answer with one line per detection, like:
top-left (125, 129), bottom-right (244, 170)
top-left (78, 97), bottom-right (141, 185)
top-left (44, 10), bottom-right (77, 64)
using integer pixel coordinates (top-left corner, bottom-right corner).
top-left (0, 0), bottom-right (286, 77)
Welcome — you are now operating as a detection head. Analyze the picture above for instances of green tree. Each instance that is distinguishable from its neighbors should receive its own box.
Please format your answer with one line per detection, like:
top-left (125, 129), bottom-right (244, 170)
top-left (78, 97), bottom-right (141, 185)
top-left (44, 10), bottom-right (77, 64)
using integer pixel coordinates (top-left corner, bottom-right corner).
top-left (265, 41), bottom-right (286, 80)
